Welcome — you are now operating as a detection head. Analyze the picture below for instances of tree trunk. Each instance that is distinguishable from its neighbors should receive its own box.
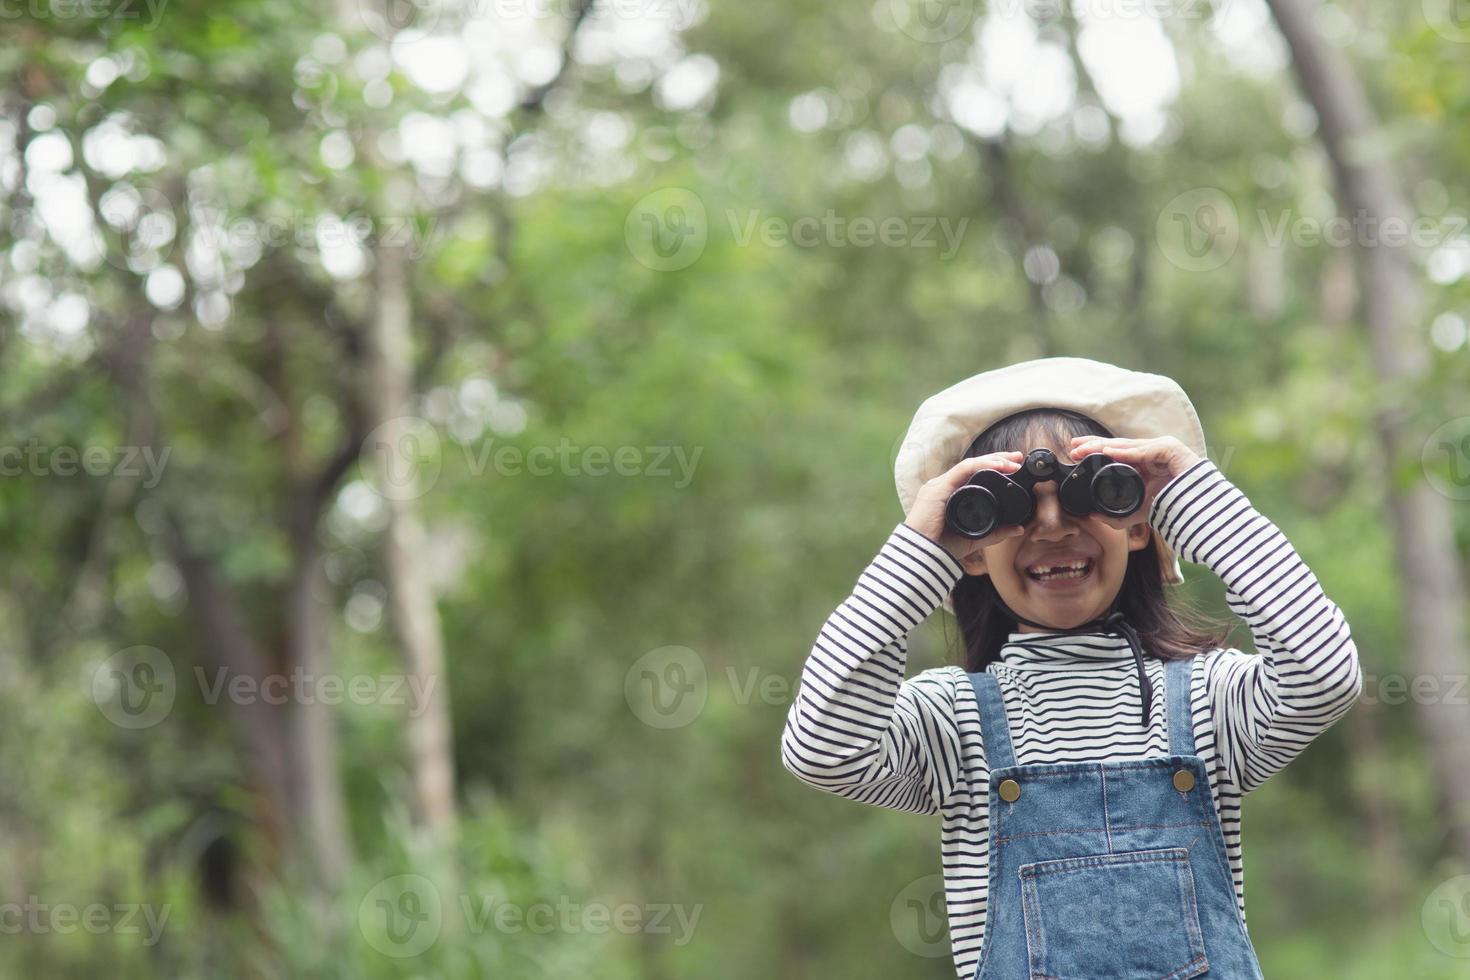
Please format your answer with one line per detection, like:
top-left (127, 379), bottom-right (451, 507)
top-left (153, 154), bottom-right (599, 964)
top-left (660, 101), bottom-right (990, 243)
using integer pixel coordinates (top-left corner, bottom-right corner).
top-left (974, 134), bottom-right (1056, 357)
top-left (1266, 0), bottom-right (1470, 865)
top-left (165, 515), bottom-right (292, 865)
top-left (367, 237), bottom-right (458, 838)
top-left (284, 508), bottom-right (352, 888)
top-left (1342, 696), bottom-right (1408, 921)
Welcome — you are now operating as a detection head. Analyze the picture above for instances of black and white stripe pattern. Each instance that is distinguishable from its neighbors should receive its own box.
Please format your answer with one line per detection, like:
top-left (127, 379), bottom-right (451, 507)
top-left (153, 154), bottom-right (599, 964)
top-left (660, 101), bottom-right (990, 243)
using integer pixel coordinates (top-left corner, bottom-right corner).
top-left (780, 456), bottom-right (1362, 980)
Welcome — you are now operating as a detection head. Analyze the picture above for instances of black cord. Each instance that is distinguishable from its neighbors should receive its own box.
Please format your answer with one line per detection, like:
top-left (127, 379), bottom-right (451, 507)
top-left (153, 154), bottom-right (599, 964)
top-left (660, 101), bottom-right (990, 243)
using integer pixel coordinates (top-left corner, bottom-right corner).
top-left (995, 595), bottom-right (1153, 731)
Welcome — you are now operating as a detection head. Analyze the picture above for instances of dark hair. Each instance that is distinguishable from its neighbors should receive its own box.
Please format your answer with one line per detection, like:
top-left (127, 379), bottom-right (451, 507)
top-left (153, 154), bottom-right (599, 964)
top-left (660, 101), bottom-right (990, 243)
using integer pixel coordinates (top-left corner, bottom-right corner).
top-left (946, 408), bottom-right (1235, 673)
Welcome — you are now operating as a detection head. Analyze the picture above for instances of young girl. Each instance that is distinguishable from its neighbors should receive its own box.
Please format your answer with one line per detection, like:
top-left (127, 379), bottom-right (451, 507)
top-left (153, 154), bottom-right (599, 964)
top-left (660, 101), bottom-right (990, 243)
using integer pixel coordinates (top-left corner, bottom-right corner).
top-left (780, 357), bottom-right (1362, 980)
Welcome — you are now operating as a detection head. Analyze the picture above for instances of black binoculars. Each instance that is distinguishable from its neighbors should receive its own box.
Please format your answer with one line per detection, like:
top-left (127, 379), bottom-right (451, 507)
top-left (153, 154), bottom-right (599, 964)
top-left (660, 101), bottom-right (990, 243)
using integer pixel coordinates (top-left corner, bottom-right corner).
top-left (944, 447), bottom-right (1145, 539)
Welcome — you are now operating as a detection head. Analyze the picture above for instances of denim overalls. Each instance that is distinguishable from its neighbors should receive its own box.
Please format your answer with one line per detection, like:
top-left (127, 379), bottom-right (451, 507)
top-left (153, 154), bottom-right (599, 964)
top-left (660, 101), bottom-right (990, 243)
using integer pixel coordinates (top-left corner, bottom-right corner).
top-left (966, 654), bottom-right (1266, 979)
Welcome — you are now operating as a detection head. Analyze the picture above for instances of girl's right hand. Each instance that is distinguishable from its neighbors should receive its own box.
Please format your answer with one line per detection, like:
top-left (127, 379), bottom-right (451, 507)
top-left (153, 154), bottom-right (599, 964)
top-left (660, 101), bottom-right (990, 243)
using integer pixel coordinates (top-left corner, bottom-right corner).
top-left (903, 451), bottom-right (1027, 566)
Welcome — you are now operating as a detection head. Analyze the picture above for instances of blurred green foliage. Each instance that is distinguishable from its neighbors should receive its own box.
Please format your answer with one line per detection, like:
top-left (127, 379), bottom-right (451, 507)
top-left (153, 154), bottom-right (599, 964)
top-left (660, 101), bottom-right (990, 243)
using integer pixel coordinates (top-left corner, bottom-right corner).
top-left (2, 0), bottom-right (1469, 976)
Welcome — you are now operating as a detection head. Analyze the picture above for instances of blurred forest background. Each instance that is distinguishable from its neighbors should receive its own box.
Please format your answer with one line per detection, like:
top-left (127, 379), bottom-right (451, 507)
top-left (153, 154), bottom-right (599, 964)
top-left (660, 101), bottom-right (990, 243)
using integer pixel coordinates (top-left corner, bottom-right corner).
top-left (3, 0), bottom-right (1470, 976)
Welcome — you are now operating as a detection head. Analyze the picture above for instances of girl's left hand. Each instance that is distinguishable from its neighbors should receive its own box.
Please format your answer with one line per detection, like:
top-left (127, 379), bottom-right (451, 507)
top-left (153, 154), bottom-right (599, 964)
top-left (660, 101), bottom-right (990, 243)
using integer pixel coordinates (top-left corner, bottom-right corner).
top-left (1067, 435), bottom-right (1202, 530)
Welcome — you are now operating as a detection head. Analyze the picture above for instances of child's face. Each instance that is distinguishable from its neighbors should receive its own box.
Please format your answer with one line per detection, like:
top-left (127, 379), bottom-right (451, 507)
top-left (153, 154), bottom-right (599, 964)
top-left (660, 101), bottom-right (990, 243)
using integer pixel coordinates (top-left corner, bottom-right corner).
top-left (956, 438), bottom-right (1154, 630)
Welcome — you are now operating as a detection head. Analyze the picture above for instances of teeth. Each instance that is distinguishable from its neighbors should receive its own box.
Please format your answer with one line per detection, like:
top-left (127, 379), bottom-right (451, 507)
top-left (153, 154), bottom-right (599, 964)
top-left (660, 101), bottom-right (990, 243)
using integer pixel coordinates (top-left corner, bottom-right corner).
top-left (1032, 560), bottom-right (1087, 574)
top-left (1029, 559), bottom-right (1090, 580)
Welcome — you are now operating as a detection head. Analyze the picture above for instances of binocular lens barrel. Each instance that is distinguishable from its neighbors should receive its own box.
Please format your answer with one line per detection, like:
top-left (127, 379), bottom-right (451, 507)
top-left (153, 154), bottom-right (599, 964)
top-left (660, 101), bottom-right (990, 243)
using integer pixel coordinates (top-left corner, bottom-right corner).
top-left (1092, 464), bottom-right (1144, 516)
top-left (947, 485), bottom-right (998, 539)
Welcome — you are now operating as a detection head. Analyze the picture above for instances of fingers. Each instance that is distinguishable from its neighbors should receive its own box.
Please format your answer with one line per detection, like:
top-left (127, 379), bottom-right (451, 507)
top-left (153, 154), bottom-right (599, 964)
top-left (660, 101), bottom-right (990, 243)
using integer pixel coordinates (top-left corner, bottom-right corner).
top-left (1071, 442), bottom-right (1177, 482)
top-left (1070, 435), bottom-right (1168, 457)
top-left (936, 451), bottom-right (1023, 489)
top-left (1069, 437), bottom-right (1165, 472)
top-left (1071, 435), bottom-right (1126, 452)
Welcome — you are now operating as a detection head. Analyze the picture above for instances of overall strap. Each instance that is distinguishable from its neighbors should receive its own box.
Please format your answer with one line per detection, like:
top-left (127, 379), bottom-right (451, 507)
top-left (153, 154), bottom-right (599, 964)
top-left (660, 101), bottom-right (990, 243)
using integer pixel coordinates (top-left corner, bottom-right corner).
top-left (1165, 654), bottom-right (1198, 756)
top-left (967, 670), bottom-right (1017, 771)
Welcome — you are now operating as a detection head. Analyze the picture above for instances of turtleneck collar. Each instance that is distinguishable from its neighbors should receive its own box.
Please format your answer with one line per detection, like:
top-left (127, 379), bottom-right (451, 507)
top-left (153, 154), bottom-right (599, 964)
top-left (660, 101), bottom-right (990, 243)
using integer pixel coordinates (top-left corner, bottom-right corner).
top-left (999, 629), bottom-right (1140, 670)
top-left (987, 598), bottom-right (1155, 729)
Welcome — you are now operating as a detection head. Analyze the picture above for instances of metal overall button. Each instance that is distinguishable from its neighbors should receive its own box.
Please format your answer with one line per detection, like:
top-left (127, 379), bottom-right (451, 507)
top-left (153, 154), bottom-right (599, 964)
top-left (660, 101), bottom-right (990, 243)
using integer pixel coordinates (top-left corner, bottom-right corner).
top-left (1173, 769), bottom-right (1196, 792)
top-left (998, 778), bottom-right (1021, 802)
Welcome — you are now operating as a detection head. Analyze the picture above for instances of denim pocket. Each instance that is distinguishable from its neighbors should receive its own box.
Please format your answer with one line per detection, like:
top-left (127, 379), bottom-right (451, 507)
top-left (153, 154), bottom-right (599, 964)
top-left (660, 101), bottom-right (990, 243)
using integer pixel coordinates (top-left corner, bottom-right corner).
top-left (1018, 846), bottom-right (1209, 980)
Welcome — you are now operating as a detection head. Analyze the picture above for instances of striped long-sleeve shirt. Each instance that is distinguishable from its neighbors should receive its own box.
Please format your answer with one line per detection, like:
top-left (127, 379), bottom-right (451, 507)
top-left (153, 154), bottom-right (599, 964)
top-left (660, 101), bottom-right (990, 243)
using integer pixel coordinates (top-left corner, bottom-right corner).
top-left (779, 456), bottom-right (1363, 980)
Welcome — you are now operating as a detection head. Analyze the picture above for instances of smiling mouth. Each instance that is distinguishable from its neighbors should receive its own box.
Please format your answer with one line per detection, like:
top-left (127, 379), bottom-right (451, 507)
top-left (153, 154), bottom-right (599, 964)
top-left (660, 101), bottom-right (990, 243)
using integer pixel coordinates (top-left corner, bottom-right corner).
top-left (1025, 558), bottom-right (1095, 585)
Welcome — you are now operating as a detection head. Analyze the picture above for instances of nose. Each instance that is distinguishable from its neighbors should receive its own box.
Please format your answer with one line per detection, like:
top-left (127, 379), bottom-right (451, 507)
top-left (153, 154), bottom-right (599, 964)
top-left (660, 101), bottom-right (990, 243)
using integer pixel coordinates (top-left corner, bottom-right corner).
top-left (1027, 483), bottom-right (1078, 540)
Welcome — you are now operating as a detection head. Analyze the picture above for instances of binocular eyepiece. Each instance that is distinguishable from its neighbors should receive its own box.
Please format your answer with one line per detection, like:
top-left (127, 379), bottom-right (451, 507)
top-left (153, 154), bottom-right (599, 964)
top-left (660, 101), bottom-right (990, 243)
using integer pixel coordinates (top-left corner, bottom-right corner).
top-left (945, 447), bottom-right (1145, 539)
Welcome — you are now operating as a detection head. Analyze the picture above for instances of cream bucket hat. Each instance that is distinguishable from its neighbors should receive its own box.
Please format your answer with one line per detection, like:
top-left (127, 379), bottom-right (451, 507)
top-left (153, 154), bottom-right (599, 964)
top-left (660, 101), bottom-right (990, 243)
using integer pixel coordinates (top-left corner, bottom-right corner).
top-left (893, 356), bottom-right (1208, 614)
